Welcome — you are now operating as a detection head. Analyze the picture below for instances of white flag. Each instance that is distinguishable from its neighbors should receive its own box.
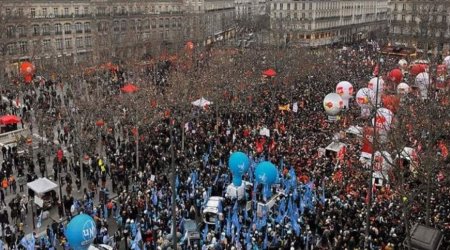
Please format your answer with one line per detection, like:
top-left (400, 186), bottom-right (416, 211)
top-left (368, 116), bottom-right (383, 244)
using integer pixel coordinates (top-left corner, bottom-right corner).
top-left (292, 102), bottom-right (298, 113)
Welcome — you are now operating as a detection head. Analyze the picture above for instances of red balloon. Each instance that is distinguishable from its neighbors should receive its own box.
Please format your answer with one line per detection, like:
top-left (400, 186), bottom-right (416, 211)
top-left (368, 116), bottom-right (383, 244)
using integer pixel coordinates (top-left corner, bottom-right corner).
top-left (410, 64), bottom-right (427, 76)
top-left (382, 95), bottom-right (400, 113)
top-left (388, 69), bottom-right (403, 83)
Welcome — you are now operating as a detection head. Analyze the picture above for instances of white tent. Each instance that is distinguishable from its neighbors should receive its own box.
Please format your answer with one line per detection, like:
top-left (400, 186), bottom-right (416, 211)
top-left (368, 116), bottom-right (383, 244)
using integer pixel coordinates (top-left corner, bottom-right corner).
top-left (27, 177), bottom-right (58, 195)
top-left (346, 125), bottom-right (363, 137)
top-left (191, 97), bottom-right (212, 108)
top-left (326, 141), bottom-right (346, 153)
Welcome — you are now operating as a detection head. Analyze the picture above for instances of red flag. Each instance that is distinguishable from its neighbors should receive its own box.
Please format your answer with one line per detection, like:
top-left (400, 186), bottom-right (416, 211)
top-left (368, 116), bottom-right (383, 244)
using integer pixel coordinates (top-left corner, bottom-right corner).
top-left (131, 127), bottom-right (138, 136)
top-left (361, 127), bottom-right (374, 158)
top-left (439, 141), bottom-right (448, 158)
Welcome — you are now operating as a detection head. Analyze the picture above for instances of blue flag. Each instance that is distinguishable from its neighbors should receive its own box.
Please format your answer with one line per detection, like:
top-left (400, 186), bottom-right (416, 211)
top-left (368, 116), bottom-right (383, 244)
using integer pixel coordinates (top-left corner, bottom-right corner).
top-left (320, 179), bottom-right (326, 205)
top-left (151, 192), bottom-right (158, 206)
top-left (202, 224), bottom-right (209, 243)
top-left (245, 231), bottom-right (252, 250)
top-left (103, 204), bottom-right (108, 218)
top-left (263, 230), bottom-right (268, 249)
top-left (226, 211), bottom-right (232, 236)
top-left (131, 228), bottom-right (142, 250)
top-left (20, 235), bottom-right (35, 250)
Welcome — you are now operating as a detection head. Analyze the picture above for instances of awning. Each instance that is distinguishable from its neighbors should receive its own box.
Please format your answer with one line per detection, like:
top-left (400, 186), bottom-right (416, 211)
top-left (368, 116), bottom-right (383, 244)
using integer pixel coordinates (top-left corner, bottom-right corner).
top-left (27, 177), bottom-right (58, 195)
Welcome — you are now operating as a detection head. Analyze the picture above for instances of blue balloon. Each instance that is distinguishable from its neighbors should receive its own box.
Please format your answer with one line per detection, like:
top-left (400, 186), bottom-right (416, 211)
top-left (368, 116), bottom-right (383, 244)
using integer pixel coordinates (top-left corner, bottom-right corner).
top-left (255, 161), bottom-right (278, 186)
top-left (228, 152), bottom-right (250, 186)
top-left (65, 214), bottom-right (97, 250)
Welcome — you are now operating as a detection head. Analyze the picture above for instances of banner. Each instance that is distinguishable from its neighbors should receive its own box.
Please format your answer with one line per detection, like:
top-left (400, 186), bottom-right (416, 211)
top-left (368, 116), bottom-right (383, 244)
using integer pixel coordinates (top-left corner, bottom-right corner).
top-left (361, 127), bottom-right (374, 158)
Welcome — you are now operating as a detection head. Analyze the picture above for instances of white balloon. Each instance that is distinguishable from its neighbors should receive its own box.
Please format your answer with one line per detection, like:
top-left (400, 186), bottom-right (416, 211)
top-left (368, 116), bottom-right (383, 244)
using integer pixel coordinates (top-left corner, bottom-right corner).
top-left (323, 93), bottom-right (343, 116)
top-left (372, 108), bottom-right (394, 131)
top-left (415, 72), bottom-right (430, 86)
top-left (355, 88), bottom-right (375, 107)
top-left (444, 56), bottom-right (450, 68)
top-left (368, 77), bottom-right (384, 93)
top-left (336, 81), bottom-right (354, 100)
top-left (398, 59), bottom-right (408, 69)
top-left (397, 82), bottom-right (410, 94)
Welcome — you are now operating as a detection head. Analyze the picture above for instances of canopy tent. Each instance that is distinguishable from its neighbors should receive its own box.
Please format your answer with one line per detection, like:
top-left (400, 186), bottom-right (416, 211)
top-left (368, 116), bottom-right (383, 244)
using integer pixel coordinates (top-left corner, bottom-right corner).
top-left (27, 177), bottom-right (58, 195)
top-left (0, 115), bottom-right (21, 125)
top-left (191, 97), bottom-right (212, 108)
top-left (326, 141), bottom-right (346, 153)
top-left (346, 125), bottom-right (363, 137)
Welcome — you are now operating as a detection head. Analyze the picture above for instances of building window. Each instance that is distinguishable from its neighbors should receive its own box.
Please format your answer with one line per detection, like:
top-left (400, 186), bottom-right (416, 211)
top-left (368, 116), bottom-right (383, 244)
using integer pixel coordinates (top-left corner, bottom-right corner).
top-left (152, 19), bottom-right (156, 29)
top-left (121, 20), bottom-right (127, 31)
top-left (33, 25), bottom-right (40, 36)
top-left (55, 23), bottom-right (62, 34)
top-left (43, 8), bottom-right (47, 17)
top-left (165, 18), bottom-right (169, 28)
top-left (17, 25), bottom-right (26, 37)
top-left (159, 18), bottom-right (163, 28)
top-left (443, 15), bottom-right (447, 23)
top-left (76, 37), bottom-right (83, 48)
top-left (65, 38), bottom-right (72, 49)
top-left (18, 8), bottom-right (23, 16)
top-left (6, 8), bottom-right (11, 16)
top-left (31, 8), bottom-right (36, 18)
top-left (84, 7), bottom-right (89, 15)
top-left (54, 8), bottom-right (59, 16)
top-left (85, 36), bottom-right (92, 47)
top-left (64, 7), bottom-right (69, 16)
top-left (75, 22), bottom-right (83, 33)
top-left (56, 38), bottom-right (63, 50)
top-left (43, 39), bottom-right (51, 50)
top-left (84, 22), bottom-right (91, 33)
top-left (113, 21), bottom-right (119, 32)
top-left (42, 24), bottom-right (50, 35)
top-left (75, 7), bottom-right (79, 16)
top-left (19, 41), bottom-right (28, 53)
top-left (7, 44), bottom-right (16, 55)
top-left (64, 23), bottom-right (71, 34)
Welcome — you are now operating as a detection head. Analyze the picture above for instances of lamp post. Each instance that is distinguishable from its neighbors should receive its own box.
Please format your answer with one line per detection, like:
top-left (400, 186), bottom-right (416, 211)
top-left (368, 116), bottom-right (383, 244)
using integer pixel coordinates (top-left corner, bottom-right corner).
top-left (31, 199), bottom-right (36, 230)
top-left (170, 124), bottom-right (177, 250)
top-left (364, 56), bottom-right (382, 249)
top-left (59, 173), bottom-right (65, 217)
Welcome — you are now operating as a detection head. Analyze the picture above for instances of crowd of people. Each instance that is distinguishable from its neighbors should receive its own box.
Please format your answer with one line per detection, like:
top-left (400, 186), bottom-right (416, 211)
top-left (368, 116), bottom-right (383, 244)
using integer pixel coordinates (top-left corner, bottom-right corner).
top-left (0, 41), bottom-right (449, 250)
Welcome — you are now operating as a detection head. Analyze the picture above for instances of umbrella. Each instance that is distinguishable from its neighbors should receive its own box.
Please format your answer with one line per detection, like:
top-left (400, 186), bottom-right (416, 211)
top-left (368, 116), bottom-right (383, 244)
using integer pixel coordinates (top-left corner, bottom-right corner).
top-left (0, 115), bottom-right (21, 125)
top-left (95, 120), bottom-right (105, 127)
top-left (262, 68), bottom-right (277, 78)
top-left (121, 83), bottom-right (139, 93)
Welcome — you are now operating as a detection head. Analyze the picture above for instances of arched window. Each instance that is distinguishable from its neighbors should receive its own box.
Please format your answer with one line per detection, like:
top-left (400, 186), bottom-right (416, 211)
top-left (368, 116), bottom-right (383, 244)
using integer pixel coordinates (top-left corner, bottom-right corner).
top-left (55, 23), bottom-right (62, 34)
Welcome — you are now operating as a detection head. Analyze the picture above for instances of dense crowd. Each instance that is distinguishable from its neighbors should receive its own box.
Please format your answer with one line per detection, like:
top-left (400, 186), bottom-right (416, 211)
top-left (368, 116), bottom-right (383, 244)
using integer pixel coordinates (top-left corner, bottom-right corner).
top-left (0, 42), bottom-right (449, 250)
